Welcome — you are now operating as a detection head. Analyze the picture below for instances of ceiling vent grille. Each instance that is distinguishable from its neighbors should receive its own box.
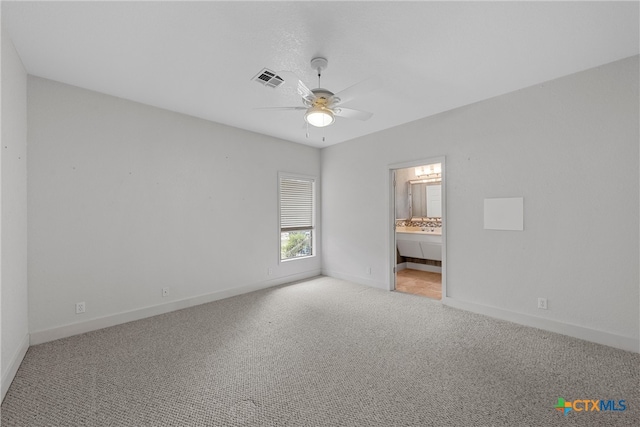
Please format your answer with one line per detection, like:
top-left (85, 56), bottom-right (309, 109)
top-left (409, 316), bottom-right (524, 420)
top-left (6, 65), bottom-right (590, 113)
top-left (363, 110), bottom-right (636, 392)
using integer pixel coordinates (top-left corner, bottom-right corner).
top-left (252, 68), bottom-right (285, 88)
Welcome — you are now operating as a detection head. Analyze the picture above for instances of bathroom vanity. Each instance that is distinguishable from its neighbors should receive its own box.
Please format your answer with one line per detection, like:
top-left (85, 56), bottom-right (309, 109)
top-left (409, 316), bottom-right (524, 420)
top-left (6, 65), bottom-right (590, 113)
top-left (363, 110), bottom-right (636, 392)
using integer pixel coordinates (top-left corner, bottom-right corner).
top-left (396, 226), bottom-right (442, 261)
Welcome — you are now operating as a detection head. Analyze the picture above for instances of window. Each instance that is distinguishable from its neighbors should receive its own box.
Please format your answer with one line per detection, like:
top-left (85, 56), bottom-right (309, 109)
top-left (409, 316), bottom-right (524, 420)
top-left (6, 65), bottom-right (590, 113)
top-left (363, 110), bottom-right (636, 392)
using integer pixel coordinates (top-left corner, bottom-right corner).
top-left (279, 173), bottom-right (315, 261)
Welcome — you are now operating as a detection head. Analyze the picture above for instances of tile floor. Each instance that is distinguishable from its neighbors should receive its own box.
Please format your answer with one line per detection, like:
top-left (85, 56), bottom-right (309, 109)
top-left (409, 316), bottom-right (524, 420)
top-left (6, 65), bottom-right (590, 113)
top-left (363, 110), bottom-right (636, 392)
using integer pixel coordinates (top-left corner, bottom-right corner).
top-left (395, 268), bottom-right (442, 300)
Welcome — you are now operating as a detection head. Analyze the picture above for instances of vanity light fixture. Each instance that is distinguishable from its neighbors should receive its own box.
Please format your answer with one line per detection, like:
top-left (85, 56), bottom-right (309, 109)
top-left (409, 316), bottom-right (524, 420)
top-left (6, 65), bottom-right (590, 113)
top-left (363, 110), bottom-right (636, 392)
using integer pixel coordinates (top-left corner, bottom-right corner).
top-left (415, 163), bottom-right (442, 178)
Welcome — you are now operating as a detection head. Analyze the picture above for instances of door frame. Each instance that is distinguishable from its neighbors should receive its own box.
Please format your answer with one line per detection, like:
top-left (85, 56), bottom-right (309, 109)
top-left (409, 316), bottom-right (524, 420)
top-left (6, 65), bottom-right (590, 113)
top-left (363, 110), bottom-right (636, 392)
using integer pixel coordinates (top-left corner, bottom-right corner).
top-left (388, 156), bottom-right (447, 298)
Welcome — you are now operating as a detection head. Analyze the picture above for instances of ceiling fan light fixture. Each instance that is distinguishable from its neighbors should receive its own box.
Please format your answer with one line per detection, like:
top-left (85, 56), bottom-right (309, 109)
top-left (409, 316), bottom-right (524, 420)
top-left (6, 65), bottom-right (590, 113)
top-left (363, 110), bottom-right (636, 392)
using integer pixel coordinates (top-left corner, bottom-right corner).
top-left (305, 106), bottom-right (334, 127)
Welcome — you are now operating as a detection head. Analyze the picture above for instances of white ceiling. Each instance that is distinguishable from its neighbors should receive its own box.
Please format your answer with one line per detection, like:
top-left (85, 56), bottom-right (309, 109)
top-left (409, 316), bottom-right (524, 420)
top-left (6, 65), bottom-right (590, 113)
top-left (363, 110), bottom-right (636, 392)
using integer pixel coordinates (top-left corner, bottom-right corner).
top-left (3, 1), bottom-right (639, 148)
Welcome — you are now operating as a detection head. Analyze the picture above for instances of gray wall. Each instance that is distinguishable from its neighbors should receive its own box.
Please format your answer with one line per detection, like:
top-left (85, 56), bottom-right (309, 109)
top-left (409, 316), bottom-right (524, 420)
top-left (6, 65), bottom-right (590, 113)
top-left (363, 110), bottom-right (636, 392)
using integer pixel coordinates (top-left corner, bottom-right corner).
top-left (27, 77), bottom-right (321, 340)
top-left (322, 56), bottom-right (639, 351)
top-left (1, 29), bottom-right (29, 399)
top-left (5, 43), bottom-right (639, 393)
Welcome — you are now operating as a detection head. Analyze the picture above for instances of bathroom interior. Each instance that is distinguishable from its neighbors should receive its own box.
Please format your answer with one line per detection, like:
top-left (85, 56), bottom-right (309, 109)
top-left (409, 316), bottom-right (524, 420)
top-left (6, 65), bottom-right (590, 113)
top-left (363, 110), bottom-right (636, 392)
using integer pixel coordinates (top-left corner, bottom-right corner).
top-left (395, 162), bottom-right (442, 299)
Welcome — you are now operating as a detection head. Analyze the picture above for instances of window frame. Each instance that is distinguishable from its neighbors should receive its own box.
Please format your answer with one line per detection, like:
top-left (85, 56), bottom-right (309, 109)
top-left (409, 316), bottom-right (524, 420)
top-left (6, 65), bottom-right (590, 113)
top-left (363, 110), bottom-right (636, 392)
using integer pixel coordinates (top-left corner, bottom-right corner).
top-left (278, 172), bottom-right (316, 263)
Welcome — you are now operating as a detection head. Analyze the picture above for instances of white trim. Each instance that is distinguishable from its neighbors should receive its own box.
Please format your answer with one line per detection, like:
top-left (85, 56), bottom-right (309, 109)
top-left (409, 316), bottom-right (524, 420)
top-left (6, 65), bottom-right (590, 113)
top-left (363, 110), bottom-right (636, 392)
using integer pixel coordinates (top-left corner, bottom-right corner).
top-left (388, 156), bottom-right (446, 297)
top-left (388, 158), bottom-right (443, 171)
top-left (405, 262), bottom-right (442, 274)
top-left (2, 333), bottom-right (30, 402)
top-left (29, 270), bottom-right (320, 346)
top-left (442, 297), bottom-right (639, 353)
top-left (389, 169), bottom-right (397, 290)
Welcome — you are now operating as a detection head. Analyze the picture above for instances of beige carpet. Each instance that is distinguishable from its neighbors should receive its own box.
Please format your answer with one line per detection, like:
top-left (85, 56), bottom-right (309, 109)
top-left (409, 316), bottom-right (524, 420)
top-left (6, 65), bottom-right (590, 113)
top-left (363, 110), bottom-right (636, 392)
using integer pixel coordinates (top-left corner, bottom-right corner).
top-left (2, 276), bottom-right (639, 426)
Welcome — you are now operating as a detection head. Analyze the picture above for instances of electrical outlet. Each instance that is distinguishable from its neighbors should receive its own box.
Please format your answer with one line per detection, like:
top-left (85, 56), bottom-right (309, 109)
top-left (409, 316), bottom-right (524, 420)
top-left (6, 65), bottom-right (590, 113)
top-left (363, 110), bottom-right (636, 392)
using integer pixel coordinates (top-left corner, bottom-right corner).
top-left (367, 266), bottom-right (372, 275)
top-left (537, 297), bottom-right (548, 310)
top-left (75, 302), bottom-right (85, 314)
top-left (268, 268), bottom-right (273, 276)
top-left (162, 287), bottom-right (169, 297)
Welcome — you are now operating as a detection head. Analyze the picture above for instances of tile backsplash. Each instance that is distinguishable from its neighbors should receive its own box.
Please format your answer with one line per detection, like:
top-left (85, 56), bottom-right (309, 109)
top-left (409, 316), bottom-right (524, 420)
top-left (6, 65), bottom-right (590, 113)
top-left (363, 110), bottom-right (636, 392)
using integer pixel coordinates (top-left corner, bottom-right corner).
top-left (396, 218), bottom-right (442, 228)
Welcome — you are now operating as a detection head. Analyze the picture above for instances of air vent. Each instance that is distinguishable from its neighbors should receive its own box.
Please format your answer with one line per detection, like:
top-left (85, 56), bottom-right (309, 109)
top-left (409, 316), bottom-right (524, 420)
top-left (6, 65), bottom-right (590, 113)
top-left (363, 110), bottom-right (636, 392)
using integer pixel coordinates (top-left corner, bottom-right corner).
top-left (252, 68), bottom-right (285, 88)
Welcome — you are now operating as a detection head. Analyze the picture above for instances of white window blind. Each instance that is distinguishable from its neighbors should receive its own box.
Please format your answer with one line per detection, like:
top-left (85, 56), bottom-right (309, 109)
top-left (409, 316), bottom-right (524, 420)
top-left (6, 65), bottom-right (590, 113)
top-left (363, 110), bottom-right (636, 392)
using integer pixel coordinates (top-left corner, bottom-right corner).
top-left (280, 177), bottom-right (314, 231)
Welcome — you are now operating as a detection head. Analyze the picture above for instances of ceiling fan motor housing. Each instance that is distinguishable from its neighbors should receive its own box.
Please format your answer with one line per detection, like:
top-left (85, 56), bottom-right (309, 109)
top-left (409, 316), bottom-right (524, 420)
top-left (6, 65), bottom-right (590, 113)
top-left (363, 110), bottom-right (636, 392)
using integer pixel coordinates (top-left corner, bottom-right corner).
top-left (303, 88), bottom-right (336, 108)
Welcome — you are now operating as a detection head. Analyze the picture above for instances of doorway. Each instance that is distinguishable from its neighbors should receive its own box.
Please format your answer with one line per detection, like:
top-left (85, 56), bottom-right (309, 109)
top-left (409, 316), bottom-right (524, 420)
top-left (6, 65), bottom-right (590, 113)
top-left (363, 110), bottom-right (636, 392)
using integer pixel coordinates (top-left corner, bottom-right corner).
top-left (389, 157), bottom-right (446, 300)
top-left (396, 269), bottom-right (442, 299)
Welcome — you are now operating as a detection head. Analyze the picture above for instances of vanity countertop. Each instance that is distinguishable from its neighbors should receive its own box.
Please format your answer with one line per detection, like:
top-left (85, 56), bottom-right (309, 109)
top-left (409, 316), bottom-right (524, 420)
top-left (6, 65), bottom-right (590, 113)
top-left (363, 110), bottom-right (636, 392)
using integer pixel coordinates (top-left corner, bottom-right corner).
top-left (396, 226), bottom-right (442, 235)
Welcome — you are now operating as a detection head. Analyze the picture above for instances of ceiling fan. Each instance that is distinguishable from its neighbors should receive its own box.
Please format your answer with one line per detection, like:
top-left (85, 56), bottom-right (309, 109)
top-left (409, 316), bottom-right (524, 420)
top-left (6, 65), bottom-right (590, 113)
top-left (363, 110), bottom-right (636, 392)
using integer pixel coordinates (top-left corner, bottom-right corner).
top-left (256, 57), bottom-right (375, 129)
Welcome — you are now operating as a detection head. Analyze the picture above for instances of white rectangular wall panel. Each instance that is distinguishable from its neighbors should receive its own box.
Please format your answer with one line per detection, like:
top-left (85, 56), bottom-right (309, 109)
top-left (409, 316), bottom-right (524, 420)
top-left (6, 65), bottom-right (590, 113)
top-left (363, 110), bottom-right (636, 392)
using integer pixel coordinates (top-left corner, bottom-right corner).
top-left (483, 197), bottom-right (524, 231)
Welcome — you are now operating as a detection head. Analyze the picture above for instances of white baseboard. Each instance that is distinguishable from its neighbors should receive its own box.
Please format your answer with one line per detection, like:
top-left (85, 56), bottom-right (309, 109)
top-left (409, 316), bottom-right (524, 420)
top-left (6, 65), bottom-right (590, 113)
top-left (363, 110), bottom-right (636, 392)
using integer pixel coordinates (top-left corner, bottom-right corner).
top-left (2, 333), bottom-right (30, 402)
top-left (405, 262), bottom-right (442, 273)
top-left (26, 269), bottom-right (638, 361)
top-left (323, 270), bottom-right (638, 353)
top-left (442, 297), bottom-right (639, 353)
top-left (322, 269), bottom-right (389, 290)
top-left (29, 270), bottom-right (321, 346)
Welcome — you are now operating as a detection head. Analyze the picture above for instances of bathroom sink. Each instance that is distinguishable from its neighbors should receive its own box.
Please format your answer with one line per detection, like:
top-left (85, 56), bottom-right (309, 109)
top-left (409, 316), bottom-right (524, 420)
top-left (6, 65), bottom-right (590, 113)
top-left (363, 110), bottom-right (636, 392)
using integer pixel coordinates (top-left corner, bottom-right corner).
top-left (396, 226), bottom-right (441, 235)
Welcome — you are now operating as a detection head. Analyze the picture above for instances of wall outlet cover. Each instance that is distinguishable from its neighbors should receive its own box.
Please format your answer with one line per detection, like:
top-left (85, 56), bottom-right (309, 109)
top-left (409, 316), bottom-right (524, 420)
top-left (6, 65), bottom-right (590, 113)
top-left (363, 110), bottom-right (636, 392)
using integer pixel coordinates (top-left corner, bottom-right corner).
top-left (75, 302), bottom-right (86, 314)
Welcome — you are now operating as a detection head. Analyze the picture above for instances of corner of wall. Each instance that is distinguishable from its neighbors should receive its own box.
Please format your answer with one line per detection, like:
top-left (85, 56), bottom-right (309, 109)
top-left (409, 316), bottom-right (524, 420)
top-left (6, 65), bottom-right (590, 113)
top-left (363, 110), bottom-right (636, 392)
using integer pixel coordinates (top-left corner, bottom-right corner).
top-left (1, 27), bottom-right (30, 401)
top-left (1, 333), bottom-right (29, 402)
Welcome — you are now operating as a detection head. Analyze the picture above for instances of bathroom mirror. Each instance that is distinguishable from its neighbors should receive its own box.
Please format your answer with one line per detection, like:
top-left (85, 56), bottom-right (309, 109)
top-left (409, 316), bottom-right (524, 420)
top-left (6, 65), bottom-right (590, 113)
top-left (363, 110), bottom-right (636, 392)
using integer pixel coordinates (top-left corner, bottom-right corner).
top-left (410, 182), bottom-right (441, 219)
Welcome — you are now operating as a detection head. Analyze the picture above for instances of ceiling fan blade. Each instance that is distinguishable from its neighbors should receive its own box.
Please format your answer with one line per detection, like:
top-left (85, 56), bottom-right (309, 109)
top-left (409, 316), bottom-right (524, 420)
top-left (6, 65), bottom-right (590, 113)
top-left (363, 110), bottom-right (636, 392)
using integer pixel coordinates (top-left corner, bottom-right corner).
top-left (334, 107), bottom-right (373, 121)
top-left (330, 77), bottom-right (378, 106)
top-left (254, 106), bottom-right (307, 111)
top-left (297, 80), bottom-right (316, 103)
